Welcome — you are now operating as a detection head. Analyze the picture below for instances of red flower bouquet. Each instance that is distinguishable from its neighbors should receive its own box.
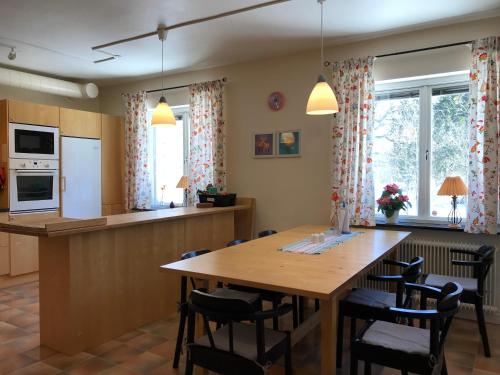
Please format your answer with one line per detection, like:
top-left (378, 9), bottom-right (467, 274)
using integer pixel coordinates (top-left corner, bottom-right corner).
top-left (376, 183), bottom-right (411, 218)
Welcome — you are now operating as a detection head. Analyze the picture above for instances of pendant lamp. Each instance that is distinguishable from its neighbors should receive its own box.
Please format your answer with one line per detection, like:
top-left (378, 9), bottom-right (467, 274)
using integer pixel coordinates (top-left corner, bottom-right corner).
top-left (152, 26), bottom-right (176, 127)
top-left (306, 0), bottom-right (338, 115)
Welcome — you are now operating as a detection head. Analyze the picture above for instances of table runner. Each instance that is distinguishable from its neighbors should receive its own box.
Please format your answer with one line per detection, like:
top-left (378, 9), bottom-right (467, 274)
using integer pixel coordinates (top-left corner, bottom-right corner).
top-left (278, 230), bottom-right (362, 255)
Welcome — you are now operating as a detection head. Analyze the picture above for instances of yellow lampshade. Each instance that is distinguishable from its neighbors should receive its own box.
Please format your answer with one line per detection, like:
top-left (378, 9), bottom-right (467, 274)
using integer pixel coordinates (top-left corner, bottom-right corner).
top-left (151, 96), bottom-right (176, 127)
top-left (176, 175), bottom-right (188, 189)
top-left (437, 176), bottom-right (468, 196)
top-left (306, 74), bottom-right (339, 115)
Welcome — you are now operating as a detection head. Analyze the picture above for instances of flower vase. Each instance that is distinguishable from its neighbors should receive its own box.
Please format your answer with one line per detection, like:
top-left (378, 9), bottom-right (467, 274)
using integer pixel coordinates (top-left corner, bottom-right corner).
top-left (386, 210), bottom-right (400, 224)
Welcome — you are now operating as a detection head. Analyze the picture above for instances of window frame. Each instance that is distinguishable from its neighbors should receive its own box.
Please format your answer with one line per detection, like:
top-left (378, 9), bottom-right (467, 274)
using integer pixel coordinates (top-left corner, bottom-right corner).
top-left (150, 105), bottom-right (190, 208)
top-left (374, 72), bottom-right (469, 224)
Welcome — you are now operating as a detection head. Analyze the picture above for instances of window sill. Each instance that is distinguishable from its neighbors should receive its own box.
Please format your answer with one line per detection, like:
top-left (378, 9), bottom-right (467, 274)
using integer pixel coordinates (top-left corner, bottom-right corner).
top-left (355, 219), bottom-right (500, 235)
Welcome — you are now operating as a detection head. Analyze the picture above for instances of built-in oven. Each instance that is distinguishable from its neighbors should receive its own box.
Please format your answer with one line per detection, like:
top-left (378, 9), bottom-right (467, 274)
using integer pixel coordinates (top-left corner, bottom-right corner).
top-left (9, 123), bottom-right (59, 160)
top-left (9, 159), bottom-right (59, 213)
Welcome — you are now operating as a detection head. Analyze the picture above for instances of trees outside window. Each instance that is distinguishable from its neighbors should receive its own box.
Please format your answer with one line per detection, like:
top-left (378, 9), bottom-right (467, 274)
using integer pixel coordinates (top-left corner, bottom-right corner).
top-left (374, 73), bottom-right (469, 221)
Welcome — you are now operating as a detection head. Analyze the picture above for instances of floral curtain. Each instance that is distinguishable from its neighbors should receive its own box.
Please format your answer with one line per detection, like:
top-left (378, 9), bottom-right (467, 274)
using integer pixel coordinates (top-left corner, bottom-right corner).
top-left (122, 91), bottom-right (152, 210)
top-left (465, 36), bottom-right (499, 234)
top-left (188, 79), bottom-right (226, 205)
top-left (331, 57), bottom-right (376, 226)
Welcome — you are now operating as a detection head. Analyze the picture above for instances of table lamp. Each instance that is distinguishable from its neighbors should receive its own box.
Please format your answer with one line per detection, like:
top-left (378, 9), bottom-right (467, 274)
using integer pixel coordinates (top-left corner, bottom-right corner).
top-left (176, 175), bottom-right (188, 207)
top-left (437, 176), bottom-right (468, 228)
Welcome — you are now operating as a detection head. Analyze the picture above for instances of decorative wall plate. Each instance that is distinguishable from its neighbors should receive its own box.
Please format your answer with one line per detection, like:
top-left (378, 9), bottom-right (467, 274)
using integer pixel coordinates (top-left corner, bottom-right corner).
top-left (267, 91), bottom-right (285, 111)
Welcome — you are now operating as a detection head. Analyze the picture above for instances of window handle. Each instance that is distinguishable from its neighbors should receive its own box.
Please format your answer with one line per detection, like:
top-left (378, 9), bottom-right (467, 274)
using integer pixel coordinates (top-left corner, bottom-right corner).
top-left (425, 150), bottom-right (429, 161)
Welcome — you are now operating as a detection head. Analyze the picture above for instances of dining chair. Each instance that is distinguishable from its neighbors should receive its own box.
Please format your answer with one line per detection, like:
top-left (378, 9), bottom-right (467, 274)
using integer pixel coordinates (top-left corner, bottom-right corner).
top-left (423, 245), bottom-right (495, 357)
top-left (185, 289), bottom-right (293, 375)
top-left (227, 239), bottom-right (248, 247)
top-left (350, 282), bottom-right (463, 375)
top-left (172, 249), bottom-right (262, 369)
top-left (257, 229), bottom-right (277, 238)
top-left (336, 256), bottom-right (424, 368)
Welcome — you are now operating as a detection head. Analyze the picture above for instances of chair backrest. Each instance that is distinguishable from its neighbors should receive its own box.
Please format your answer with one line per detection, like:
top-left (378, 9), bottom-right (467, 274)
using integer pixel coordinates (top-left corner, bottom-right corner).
top-left (258, 229), bottom-right (277, 238)
top-left (401, 256), bottom-right (424, 283)
top-left (180, 249), bottom-right (211, 294)
top-left (187, 289), bottom-right (266, 366)
top-left (474, 245), bottom-right (495, 283)
top-left (227, 239), bottom-right (248, 247)
top-left (431, 282), bottom-right (463, 356)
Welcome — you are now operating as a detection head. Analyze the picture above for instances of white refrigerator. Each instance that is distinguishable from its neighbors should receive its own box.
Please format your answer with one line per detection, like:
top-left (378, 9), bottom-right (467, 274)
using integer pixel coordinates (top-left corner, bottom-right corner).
top-left (61, 137), bottom-right (102, 218)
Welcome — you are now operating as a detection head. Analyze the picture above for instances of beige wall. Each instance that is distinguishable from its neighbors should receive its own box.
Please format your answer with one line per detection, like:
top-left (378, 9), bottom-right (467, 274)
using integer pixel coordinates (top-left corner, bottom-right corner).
top-left (100, 16), bottom-right (500, 233)
top-left (0, 84), bottom-right (100, 112)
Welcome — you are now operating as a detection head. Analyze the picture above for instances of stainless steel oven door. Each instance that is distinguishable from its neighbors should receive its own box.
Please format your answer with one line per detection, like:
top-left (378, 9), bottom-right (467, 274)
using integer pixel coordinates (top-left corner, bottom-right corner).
top-left (9, 169), bottom-right (60, 212)
top-left (9, 123), bottom-right (59, 160)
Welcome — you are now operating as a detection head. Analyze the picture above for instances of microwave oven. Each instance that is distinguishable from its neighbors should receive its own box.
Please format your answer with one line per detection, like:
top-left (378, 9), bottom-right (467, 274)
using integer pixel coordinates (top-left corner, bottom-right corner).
top-left (9, 123), bottom-right (59, 160)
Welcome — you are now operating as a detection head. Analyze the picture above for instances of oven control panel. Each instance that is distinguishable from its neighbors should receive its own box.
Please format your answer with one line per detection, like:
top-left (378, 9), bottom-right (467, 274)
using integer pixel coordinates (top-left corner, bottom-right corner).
top-left (9, 159), bottom-right (59, 170)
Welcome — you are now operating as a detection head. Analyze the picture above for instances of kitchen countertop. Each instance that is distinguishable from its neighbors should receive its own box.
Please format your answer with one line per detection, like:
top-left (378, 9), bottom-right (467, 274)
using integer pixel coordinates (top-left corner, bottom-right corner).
top-left (0, 205), bottom-right (249, 237)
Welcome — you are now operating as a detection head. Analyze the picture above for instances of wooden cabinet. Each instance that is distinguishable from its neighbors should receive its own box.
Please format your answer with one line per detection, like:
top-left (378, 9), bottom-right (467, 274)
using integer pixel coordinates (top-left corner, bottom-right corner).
top-left (8, 100), bottom-right (60, 127)
top-left (0, 213), bottom-right (9, 275)
top-left (60, 108), bottom-right (101, 139)
top-left (8, 211), bottom-right (59, 276)
top-left (101, 114), bottom-right (124, 214)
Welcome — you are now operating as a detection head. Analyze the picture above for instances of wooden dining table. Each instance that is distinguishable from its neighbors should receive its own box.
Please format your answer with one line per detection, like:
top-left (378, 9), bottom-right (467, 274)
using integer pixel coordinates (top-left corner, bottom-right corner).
top-left (161, 225), bottom-right (411, 374)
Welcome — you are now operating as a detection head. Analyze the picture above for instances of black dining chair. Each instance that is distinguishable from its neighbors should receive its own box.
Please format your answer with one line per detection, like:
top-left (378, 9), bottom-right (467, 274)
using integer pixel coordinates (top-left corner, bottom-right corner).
top-left (350, 281), bottom-right (463, 375)
top-left (336, 256), bottom-right (424, 368)
top-left (185, 289), bottom-right (293, 375)
top-left (423, 245), bottom-right (495, 357)
top-left (227, 239), bottom-right (248, 247)
top-left (258, 229), bottom-right (277, 238)
top-left (172, 249), bottom-right (262, 369)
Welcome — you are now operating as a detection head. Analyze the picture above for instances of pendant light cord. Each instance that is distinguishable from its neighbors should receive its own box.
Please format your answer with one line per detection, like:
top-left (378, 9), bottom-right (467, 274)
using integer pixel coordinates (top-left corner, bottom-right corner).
top-left (161, 38), bottom-right (165, 97)
top-left (320, 0), bottom-right (324, 71)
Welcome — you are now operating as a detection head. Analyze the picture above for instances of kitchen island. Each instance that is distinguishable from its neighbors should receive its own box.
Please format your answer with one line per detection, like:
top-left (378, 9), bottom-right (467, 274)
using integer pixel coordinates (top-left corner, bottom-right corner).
top-left (0, 202), bottom-right (254, 354)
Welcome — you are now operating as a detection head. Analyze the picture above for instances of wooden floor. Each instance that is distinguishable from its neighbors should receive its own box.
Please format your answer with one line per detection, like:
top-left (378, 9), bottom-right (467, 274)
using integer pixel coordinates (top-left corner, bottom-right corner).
top-left (0, 282), bottom-right (499, 374)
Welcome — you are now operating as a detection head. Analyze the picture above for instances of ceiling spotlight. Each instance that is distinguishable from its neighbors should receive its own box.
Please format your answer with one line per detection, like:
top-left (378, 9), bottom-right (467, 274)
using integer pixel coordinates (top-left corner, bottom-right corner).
top-left (8, 47), bottom-right (16, 61)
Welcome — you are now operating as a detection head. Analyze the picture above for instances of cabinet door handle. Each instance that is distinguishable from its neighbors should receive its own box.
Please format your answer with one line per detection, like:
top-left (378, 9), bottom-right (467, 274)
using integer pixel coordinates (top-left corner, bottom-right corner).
top-left (61, 176), bottom-right (67, 192)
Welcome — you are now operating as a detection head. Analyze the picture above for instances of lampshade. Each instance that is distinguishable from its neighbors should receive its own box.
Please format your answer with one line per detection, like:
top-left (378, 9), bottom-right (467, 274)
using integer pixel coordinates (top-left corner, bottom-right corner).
top-left (151, 96), bottom-right (176, 127)
top-left (437, 176), bottom-right (468, 196)
top-left (306, 75), bottom-right (339, 115)
top-left (176, 175), bottom-right (188, 189)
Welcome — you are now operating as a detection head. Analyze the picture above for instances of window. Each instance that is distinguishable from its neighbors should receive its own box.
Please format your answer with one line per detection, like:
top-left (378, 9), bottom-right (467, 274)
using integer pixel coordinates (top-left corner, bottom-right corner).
top-left (150, 106), bottom-right (189, 207)
top-left (374, 73), bottom-right (469, 221)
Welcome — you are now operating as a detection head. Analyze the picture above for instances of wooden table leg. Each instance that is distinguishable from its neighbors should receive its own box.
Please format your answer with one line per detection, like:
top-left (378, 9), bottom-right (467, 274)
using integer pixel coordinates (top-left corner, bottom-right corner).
top-left (321, 294), bottom-right (339, 375)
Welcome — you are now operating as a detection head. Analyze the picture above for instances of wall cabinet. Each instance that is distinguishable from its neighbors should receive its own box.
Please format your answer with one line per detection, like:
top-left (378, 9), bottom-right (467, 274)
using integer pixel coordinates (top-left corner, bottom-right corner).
top-left (8, 100), bottom-right (60, 127)
top-left (60, 108), bottom-right (101, 139)
top-left (8, 211), bottom-right (59, 276)
top-left (101, 114), bottom-right (125, 214)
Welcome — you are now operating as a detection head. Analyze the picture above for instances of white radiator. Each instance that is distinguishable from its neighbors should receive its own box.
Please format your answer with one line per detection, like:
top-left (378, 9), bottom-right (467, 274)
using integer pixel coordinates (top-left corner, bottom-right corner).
top-left (357, 239), bottom-right (497, 314)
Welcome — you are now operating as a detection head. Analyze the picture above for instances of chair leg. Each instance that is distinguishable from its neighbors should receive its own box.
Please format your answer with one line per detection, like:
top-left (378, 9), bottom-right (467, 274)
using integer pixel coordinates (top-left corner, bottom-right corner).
top-left (298, 296), bottom-right (305, 323)
top-left (475, 300), bottom-right (491, 357)
top-left (350, 317), bottom-right (357, 344)
top-left (315, 298), bottom-right (320, 311)
top-left (185, 355), bottom-right (193, 375)
top-left (173, 306), bottom-right (187, 369)
top-left (285, 334), bottom-right (292, 375)
top-left (420, 295), bottom-right (427, 329)
top-left (336, 309), bottom-right (344, 368)
top-left (272, 299), bottom-right (280, 330)
top-left (292, 296), bottom-right (299, 329)
top-left (441, 354), bottom-right (448, 375)
top-left (350, 350), bottom-right (358, 375)
top-left (364, 362), bottom-right (371, 375)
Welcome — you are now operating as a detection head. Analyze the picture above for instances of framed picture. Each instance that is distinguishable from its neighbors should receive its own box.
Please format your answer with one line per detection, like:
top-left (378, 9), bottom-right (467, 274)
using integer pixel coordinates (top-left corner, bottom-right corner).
top-left (253, 132), bottom-right (275, 158)
top-left (277, 130), bottom-right (301, 157)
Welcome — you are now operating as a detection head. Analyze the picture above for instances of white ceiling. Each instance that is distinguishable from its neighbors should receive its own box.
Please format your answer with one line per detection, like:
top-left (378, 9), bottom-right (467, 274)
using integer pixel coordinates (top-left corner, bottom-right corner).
top-left (0, 0), bottom-right (499, 85)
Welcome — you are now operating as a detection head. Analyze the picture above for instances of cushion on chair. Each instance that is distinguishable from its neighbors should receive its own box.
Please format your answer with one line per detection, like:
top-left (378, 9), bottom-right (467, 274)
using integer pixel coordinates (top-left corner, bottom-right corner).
top-left (210, 288), bottom-right (261, 305)
top-left (344, 288), bottom-right (397, 308)
top-left (425, 274), bottom-right (477, 292)
top-left (361, 320), bottom-right (430, 356)
top-left (195, 322), bottom-right (287, 360)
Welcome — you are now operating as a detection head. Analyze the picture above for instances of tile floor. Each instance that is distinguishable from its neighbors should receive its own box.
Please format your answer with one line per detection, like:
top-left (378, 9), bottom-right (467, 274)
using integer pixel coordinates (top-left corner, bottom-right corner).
top-left (0, 282), bottom-right (499, 374)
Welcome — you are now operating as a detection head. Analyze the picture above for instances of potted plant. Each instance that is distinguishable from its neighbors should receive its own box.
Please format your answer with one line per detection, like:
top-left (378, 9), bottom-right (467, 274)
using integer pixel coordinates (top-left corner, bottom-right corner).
top-left (376, 183), bottom-right (411, 224)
